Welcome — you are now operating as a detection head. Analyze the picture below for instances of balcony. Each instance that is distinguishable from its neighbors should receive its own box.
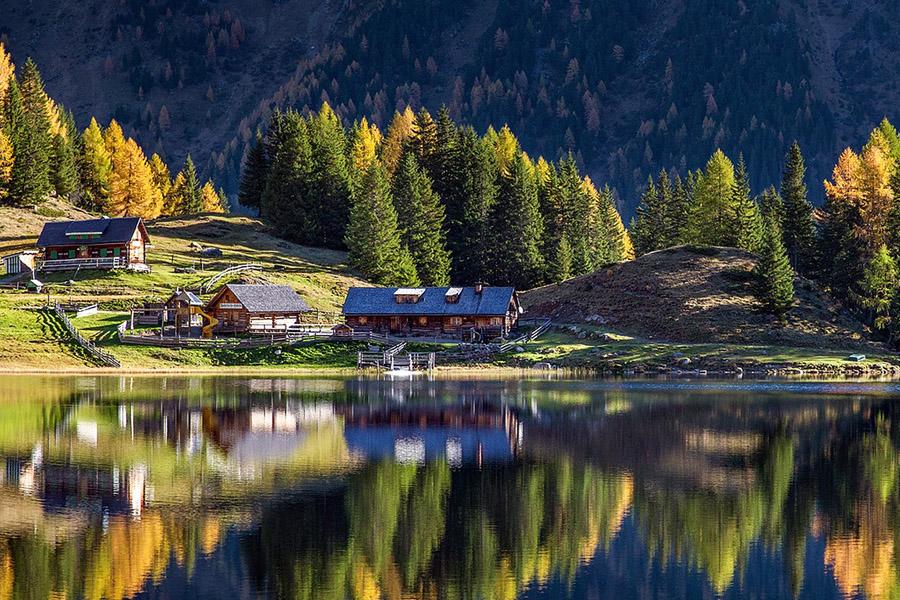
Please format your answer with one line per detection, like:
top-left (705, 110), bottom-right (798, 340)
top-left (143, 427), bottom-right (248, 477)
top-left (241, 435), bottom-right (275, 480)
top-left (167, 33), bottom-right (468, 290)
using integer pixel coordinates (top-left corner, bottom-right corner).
top-left (37, 256), bottom-right (129, 271)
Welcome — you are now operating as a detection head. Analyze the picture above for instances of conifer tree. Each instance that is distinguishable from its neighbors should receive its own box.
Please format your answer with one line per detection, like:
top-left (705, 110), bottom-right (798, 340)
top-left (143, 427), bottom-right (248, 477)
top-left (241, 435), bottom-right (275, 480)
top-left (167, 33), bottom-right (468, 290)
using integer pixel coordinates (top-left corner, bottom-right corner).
top-left (631, 175), bottom-right (661, 255)
top-left (0, 43), bottom-right (13, 108)
top-left (346, 162), bottom-right (419, 286)
top-left (238, 129), bottom-right (267, 215)
top-left (103, 120), bottom-right (127, 164)
top-left (759, 186), bottom-right (785, 223)
top-left (687, 149), bottom-right (735, 246)
top-left (431, 105), bottom-right (461, 211)
top-left (780, 142), bottom-right (817, 272)
top-left (0, 130), bottom-right (12, 202)
top-left (488, 153), bottom-right (545, 288)
top-left (393, 153), bottom-right (451, 286)
top-left (381, 107), bottom-right (415, 175)
top-left (857, 244), bottom-right (898, 331)
top-left (165, 172), bottom-right (185, 216)
top-left (669, 173), bottom-right (692, 245)
top-left (593, 181), bottom-right (633, 262)
top-left (50, 133), bottom-right (77, 198)
top-left (349, 117), bottom-right (382, 175)
top-left (6, 70), bottom-right (52, 206)
top-left (548, 234), bottom-right (573, 282)
top-left (409, 108), bottom-right (438, 175)
top-left (176, 155), bottom-right (202, 214)
top-left (201, 180), bottom-right (226, 213)
top-left (77, 117), bottom-right (112, 211)
top-left (261, 110), bottom-right (315, 241)
top-left (452, 127), bottom-right (496, 283)
top-left (754, 215), bottom-right (795, 317)
top-left (217, 187), bottom-right (231, 213)
top-left (308, 102), bottom-right (351, 248)
top-left (732, 154), bottom-right (764, 253)
top-left (108, 138), bottom-right (161, 218)
top-left (888, 167), bottom-right (900, 260)
top-left (148, 153), bottom-right (171, 206)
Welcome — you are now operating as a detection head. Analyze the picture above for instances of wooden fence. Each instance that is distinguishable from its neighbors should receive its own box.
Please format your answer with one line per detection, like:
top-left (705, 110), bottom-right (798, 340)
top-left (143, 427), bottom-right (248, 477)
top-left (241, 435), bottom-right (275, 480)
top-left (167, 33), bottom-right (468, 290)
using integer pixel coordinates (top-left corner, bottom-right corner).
top-left (200, 263), bottom-right (264, 292)
top-left (52, 303), bottom-right (121, 367)
top-left (499, 319), bottom-right (553, 352)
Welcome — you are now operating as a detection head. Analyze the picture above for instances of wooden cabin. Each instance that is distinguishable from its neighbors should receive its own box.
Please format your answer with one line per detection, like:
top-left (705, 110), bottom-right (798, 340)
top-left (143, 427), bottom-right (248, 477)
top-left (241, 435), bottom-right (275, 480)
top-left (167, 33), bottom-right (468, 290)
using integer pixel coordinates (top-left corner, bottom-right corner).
top-left (2, 250), bottom-right (38, 277)
top-left (205, 283), bottom-right (310, 333)
top-left (342, 285), bottom-right (521, 339)
top-left (165, 289), bottom-right (205, 334)
top-left (36, 217), bottom-right (151, 271)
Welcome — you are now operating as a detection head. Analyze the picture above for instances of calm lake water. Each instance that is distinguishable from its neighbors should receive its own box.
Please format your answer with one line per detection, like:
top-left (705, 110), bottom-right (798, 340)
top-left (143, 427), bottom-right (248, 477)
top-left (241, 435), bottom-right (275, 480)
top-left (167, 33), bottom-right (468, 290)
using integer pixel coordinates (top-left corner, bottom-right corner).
top-left (3, 375), bottom-right (900, 599)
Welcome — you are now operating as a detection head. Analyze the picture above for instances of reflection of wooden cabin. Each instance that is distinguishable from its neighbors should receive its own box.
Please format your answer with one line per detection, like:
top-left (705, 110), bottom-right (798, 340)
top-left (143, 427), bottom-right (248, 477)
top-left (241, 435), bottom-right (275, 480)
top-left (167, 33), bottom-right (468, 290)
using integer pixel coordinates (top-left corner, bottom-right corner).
top-left (206, 283), bottom-right (311, 333)
top-left (36, 217), bottom-right (151, 271)
top-left (342, 285), bottom-right (521, 339)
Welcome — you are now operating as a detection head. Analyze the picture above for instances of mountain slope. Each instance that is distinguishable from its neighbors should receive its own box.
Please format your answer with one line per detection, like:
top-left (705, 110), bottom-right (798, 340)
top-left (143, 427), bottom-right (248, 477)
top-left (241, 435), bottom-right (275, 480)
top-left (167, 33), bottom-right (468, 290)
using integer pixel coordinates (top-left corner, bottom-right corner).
top-left (521, 246), bottom-right (878, 350)
top-left (3, 0), bottom-right (899, 214)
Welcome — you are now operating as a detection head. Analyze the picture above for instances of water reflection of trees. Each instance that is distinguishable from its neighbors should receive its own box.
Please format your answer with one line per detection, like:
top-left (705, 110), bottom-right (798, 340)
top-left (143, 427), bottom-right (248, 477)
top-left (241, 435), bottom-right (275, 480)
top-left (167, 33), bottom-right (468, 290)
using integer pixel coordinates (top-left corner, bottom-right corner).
top-left (243, 460), bottom-right (632, 600)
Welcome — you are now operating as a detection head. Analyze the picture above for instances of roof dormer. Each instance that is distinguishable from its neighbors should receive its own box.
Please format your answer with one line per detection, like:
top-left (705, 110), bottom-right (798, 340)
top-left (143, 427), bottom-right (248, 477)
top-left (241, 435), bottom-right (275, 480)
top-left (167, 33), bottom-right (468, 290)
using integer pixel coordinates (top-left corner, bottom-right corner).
top-left (394, 288), bottom-right (425, 304)
top-left (445, 287), bottom-right (463, 303)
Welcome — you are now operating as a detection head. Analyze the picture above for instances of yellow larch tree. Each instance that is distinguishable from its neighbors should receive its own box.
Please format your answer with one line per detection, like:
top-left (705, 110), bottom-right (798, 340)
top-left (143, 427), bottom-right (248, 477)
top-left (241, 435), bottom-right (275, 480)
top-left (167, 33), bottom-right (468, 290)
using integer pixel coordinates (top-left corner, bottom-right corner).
top-left (200, 180), bottom-right (225, 212)
top-left (0, 131), bottom-right (12, 201)
top-left (856, 144), bottom-right (894, 250)
top-left (148, 153), bottom-right (171, 203)
top-left (0, 42), bottom-right (13, 108)
top-left (103, 120), bottom-right (127, 164)
top-left (350, 116), bottom-right (382, 173)
top-left (380, 106), bottom-right (415, 174)
top-left (108, 138), bottom-right (162, 218)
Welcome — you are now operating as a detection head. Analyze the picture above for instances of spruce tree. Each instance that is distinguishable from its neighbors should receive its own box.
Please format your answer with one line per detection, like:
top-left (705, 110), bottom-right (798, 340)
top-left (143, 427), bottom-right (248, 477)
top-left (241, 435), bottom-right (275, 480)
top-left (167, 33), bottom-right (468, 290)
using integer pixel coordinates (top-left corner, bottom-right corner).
top-left (780, 142), bottom-right (817, 272)
top-left (15, 59), bottom-right (52, 204)
top-left (631, 175), bottom-right (660, 255)
top-left (345, 162), bottom-right (419, 286)
top-left (732, 154), bottom-right (764, 253)
top-left (261, 111), bottom-right (315, 241)
top-left (669, 173), bottom-right (692, 245)
top-left (148, 153), bottom-right (171, 206)
top-left (453, 127), bottom-right (497, 284)
top-left (308, 102), bottom-right (351, 248)
top-left (177, 155), bottom-right (202, 214)
top-left (687, 149), bottom-right (736, 246)
top-left (431, 106), bottom-right (461, 210)
top-left (392, 153), bottom-right (451, 286)
top-left (759, 186), bottom-right (785, 223)
top-left (409, 108), bottom-right (438, 176)
top-left (50, 133), bottom-right (77, 198)
top-left (488, 153), bottom-right (545, 288)
top-left (548, 234), bottom-right (573, 282)
top-left (754, 215), bottom-right (795, 317)
top-left (238, 129), bottom-right (267, 215)
top-left (217, 187), bottom-right (231, 213)
top-left (77, 118), bottom-right (112, 211)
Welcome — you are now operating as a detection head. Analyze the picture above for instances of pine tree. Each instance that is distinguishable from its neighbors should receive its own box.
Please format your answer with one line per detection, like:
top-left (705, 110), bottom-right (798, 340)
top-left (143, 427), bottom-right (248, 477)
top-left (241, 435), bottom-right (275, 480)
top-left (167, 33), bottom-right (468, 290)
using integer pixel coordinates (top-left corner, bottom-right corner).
top-left (593, 181), bottom-right (632, 262)
top-left (0, 130), bottom-right (12, 202)
top-left (759, 186), bottom-right (785, 223)
top-left (348, 117), bottom-right (382, 176)
top-left (631, 175), bottom-right (661, 255)
top-left (409, 108), bottom-right (438, 175)
top-left (77, 118), bottom-right (112, 211)
top-left (780, 142), bottom-right (817, 272)
top-left (732, 154), bottom-right (764, 253)
top-left (488, 153), bottom-right (545, 288)
top-left (754, 215), bottom-right (795, 317)
top-left (345, 162), bottom-right (419, 286)
top-left (176, 155), bottom-right (202, 214)
top-left (669, 173), bottom-right (692, 245)
top-left (50, 133), bottom-right (77, 198)
top-left (201, 180), bottom-right (226, 213)
top-left (108, 138), bottom-right (161, 218)
top-left (216, 187), bottom-right (231, 213)
top-left (393, 153), bottom-right (451, 286)
top-left (431, 105), bottom-right (461, 208)
top-left (238, 129), bottom-right (267, 215)
top-left (165, 172), bottom-right (185, 216)
top-left (6, 71), bottom-right (52, 206)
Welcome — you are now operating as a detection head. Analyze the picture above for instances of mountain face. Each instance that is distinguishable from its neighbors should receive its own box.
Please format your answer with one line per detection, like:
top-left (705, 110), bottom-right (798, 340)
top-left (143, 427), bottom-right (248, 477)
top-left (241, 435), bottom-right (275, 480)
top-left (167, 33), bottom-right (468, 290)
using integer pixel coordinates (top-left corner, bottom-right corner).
top-left (3, 0), bottom-right (899, 215)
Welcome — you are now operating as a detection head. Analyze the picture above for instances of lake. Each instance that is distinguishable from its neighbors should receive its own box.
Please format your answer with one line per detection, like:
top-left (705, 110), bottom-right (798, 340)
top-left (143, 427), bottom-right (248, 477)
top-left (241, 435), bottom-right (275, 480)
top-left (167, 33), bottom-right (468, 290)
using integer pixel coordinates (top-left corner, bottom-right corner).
top-left (1, 375), bottom-right (899, 599)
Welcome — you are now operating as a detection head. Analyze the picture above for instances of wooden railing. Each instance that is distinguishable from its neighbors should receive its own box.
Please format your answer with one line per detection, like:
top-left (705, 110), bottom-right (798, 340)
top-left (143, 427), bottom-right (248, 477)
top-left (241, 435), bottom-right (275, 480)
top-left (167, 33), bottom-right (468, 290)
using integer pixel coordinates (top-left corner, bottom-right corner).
top-left (52, 303), bottom-right (121, 367)
top-left (499, 319), bottom-right (552, 352)
top-left (38, 257), bottom-right (128, 271)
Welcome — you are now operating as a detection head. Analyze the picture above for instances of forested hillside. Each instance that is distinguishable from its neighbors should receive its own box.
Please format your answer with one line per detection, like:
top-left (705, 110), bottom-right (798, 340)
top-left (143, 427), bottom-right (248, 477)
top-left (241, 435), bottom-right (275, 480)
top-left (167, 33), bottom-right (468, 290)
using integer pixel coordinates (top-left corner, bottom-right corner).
top-left (3, 0), bottom-right (899, 213)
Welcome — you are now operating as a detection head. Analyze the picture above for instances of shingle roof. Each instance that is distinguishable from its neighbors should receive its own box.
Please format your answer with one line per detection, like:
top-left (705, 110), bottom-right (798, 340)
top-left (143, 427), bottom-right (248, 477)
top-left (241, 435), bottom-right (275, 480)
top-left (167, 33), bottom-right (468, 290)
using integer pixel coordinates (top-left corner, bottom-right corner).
top-left (224, 284), bottom-right (311, 313)
top-left (36, 217), bottom-right (148, 248)
top-left (342, 286), bottom-right (516, 316)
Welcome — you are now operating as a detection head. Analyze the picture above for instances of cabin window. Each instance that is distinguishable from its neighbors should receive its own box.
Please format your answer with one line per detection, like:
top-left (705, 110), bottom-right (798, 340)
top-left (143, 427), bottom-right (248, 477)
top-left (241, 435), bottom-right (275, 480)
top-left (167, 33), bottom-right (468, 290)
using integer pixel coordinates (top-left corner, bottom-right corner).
top-left (417, 317), bottom-right (427, 326)
top-left (449, 317), bottom-right (463, 326)
top-left (491, 317), bottom-right (502, 326)
top-left (68, 250), bottom-right (76, 259)
top-left (100, 249), bottom-right (107, 257)
top-left (50, 251), bottom-right (58, 260)
top-left (358, 316), bottom-right (368, 325)
top-left (113, 248), bottom-right (121, 257)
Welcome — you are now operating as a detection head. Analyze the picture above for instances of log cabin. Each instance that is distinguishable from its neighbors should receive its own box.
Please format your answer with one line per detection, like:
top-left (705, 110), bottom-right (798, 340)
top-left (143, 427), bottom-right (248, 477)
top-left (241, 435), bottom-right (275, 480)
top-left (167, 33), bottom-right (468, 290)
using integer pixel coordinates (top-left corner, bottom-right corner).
top-left (205, 283), bottom-right (311, 333)
top-left (35, 217), bottom-right (151, 271)
top-left (342, 285), bottom-right (521, 339)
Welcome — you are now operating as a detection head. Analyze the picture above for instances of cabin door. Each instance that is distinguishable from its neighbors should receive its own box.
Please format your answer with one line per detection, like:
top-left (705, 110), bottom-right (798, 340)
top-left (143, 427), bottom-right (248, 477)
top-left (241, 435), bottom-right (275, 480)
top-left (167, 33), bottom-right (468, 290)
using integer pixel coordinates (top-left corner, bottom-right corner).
top-left (390, 317), bottom-right (406, 332)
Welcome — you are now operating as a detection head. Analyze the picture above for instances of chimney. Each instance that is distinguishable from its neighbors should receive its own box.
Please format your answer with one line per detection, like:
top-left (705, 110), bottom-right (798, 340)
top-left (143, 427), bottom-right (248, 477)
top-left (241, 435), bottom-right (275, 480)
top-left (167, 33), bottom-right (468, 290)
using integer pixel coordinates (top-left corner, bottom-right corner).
top-left (474, 282), bottom-right (483, 294)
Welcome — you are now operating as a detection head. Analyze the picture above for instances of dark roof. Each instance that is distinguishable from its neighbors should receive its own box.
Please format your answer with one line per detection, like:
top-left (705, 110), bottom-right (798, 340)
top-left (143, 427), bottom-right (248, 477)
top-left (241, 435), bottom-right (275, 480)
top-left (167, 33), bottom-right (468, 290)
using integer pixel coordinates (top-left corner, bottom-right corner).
top-left (36, 217), bottom-right (149, 248)
top-left (342, 287), bottom-right (516, 316)
top-left (219, 284), bottom-right (311, 313)
top-left (167, 290), bottom-right (203, 306)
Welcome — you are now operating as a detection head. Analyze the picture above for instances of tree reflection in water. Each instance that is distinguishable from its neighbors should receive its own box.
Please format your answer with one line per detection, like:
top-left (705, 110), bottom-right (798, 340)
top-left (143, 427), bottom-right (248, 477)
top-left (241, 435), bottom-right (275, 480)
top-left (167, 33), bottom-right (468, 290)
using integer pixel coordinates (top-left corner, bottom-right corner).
top-left (0, 377), bottom-right (898, 599)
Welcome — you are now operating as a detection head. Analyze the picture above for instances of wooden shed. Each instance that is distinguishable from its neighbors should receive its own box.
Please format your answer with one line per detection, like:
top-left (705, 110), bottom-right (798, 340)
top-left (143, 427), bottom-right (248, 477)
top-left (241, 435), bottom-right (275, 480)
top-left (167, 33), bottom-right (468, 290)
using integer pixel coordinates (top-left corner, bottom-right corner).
top-left (205, 283), bottom-right (311, 333)
top-left (341, 285), bottom-right (521, 339)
